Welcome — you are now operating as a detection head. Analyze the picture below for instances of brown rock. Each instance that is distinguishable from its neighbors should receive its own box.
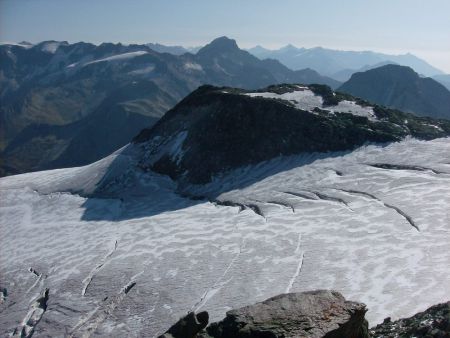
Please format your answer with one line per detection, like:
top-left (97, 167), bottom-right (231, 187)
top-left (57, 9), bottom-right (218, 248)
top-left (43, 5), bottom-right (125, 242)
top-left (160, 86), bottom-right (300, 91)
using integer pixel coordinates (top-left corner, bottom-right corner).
top-left (204, 290), bottom-right (368, 338)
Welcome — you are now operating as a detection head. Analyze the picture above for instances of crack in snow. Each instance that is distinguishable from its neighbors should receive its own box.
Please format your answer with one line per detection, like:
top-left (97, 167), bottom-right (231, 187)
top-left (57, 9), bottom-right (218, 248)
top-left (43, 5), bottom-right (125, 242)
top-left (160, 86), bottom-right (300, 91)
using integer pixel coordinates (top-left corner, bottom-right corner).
top-left (82, 239), bottom-right (118, 296)
top-left (70, 278), bottom-right (137, 338)
top-left (368, 163), bottom-right (448, 175)
top-left (26, 268), bottom-right (46, 294)
top-left (334, 189), bottom-right (420, 232)
top-left (282, 190), bottom-right (353, 212)
top-left (214, 200), bottom-right (265, 219)
top-left (265, 200), bottom-right (295, 213)
top-left (285, 234), bottom-right (304, 294)
top-left (12, 288), bottom-right (49, 338)
top-left (192, 239), bottom-right (246, 312)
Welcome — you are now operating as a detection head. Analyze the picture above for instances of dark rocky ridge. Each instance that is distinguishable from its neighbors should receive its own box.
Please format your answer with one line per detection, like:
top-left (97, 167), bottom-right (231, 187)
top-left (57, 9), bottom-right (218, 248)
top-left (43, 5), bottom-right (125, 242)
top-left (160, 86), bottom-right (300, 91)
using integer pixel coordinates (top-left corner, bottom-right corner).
top-left (339, 64), bottom-right (450, 120)
top-left (370, 301), bottom-right (450, 337)
top-left (133, 84), bottom-right (450, 186)
top-left (159, 291), bottom-right (450, 338)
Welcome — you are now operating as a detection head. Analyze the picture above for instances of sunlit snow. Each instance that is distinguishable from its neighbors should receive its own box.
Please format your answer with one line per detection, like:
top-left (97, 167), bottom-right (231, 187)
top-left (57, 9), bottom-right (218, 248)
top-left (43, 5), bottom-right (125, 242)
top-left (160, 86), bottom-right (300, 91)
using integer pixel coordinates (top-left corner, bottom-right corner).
top-left (84, 51), bottom-right (149, 66)
top-left (1, 138), bottom-right (450, 337)
top-left (245, 87), bottom-right (376, 120)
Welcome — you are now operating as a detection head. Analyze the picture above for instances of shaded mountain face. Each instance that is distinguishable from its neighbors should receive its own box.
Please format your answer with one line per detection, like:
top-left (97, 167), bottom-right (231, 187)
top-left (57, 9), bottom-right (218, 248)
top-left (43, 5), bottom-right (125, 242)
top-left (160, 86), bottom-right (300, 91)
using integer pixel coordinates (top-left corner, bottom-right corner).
top-left (339, 65), bottom-right (450, 120)
top-left (0, 37), bottom-right (339, 176)
top-left (433, 74), bottom-right (450, 91)
top-left (331, 61), bottom-right (399, 82)
top-left (133, 84), bottom-right (450, 186)
top-left (248, 45), bottom-right (443, 78)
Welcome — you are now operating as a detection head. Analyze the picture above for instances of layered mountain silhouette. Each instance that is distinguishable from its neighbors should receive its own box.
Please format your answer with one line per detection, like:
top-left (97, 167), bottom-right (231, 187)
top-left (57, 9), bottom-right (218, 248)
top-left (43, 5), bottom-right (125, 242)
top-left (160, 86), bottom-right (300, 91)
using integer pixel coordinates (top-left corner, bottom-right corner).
top-left (248, 45), bottom-right (443, 79)
top-left (339, 64), bottom-right (450, 120)
top-left (433, 74), bottom-right (450, 91)
top-left (0, 37), bottom-right (339, 175)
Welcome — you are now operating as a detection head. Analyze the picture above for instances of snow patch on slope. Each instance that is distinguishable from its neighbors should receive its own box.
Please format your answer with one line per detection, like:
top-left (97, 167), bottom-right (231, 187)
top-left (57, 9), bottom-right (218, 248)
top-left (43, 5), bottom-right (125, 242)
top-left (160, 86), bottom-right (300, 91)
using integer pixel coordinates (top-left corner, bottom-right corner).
top-left (41, 42), bottom-right (64, 53)
top-left (84, 51), bottom-right (148, 66)
top-left (245, 87), bottom-right (376, 120)
top-left (184, 62), bottom-right (203, 71)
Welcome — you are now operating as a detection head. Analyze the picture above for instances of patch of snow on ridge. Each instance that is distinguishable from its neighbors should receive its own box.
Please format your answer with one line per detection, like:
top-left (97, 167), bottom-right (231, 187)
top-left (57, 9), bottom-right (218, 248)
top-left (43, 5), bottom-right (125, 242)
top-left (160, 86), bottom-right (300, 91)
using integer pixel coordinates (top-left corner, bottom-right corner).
top-left (184, 62), bottom-right (203, 71)
top-left (41, 41), bottom-right (64, 53)
top-left (245, 87), bottom-right (376, 120)
top-left (85, 51), bottom-right (148, 65)
top-left (245, 87), bottom-right (322, 112)
top-left (169, 131), bottom-right (188, 165)
top-left (0, 41), bottom-right (34, 49)
top-left (128, 65), bottom-right (155, 75)
top-left (329, 100), bottom-right (376, 120)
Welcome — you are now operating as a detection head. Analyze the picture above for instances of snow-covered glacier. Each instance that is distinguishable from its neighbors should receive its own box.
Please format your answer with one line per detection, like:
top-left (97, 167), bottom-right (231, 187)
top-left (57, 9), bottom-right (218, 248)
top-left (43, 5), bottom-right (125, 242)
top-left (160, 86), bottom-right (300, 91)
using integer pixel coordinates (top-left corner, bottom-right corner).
top-left (1, 138), bottom-right (450, 337)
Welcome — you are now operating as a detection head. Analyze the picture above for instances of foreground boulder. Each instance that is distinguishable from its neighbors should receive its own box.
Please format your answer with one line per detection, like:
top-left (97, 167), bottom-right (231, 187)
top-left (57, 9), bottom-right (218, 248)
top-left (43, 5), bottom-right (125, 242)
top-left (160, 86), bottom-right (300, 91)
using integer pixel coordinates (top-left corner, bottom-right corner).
top-left (370, 301), bottom-right (450, 337)
top-left (160, 290), bottom-right (369, 338)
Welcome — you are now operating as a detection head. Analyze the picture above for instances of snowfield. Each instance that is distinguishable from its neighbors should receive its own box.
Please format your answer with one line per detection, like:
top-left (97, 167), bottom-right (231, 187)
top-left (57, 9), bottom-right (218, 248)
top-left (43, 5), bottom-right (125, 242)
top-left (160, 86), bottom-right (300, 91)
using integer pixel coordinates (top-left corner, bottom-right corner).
top-left (85, 51), bottom-right (149, 65)
top-left (244, 86), bottom-right (377, 120)
top-left (1, 138), bottom-right (450, 337)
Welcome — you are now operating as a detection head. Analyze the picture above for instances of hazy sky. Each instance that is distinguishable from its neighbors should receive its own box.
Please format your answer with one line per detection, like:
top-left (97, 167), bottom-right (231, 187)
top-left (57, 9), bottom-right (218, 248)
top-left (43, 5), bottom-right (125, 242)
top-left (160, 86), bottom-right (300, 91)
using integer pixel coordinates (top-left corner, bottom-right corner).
top-left (1, 0), bottom-right (450, 72)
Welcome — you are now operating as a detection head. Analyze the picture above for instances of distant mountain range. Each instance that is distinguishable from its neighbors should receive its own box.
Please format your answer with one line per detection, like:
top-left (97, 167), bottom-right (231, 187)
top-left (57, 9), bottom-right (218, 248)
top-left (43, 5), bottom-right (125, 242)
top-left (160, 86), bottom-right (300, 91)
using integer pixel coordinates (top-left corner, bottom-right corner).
top-left (0, 37), bottom-right (339, 176)
top-left (339, 64), bottom-right (450, 120)
top-left (145, 42), bottom-right (201, 55)
top-left (247, 45), bottom-right (444, 79)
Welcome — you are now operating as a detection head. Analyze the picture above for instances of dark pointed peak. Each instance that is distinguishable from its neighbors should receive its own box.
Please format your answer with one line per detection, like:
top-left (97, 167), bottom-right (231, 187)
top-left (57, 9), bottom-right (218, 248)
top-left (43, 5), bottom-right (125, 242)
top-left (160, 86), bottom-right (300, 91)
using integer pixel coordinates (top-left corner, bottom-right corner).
top-left (197, 36), bottom-right (240, 56)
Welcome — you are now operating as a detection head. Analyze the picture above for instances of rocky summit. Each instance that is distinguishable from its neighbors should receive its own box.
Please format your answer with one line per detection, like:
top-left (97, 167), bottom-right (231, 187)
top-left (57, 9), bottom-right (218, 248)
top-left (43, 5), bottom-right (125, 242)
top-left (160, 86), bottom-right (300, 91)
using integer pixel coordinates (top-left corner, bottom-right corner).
top-left (160, 290), bottom-right (369, 338)
top-left (160, 292), bottom-right (450, 338)
top-left (133, 83), bottom-right (450, 186)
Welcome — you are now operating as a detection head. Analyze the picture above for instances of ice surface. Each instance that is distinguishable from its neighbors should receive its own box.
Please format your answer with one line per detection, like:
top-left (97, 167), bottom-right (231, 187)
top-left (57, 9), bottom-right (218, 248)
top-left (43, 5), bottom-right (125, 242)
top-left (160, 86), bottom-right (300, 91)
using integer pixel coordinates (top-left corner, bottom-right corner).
top-left (245, 87), bottom-right (376, 120)
top-left (1, 138), bottom-right (450, 337)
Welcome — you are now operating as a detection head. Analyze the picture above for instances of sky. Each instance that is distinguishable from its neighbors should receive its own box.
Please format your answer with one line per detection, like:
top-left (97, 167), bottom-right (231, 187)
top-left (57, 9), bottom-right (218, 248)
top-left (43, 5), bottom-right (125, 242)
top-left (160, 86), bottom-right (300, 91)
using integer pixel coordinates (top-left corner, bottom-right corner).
top-left (1, 0), bottom-right (450, 73)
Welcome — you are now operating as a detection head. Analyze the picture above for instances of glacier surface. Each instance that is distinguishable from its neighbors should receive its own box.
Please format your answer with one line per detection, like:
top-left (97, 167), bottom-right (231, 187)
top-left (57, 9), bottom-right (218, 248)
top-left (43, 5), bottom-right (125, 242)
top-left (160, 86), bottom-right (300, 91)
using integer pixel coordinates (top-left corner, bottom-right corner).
top-left (1, 138), bottom-right (450, 337)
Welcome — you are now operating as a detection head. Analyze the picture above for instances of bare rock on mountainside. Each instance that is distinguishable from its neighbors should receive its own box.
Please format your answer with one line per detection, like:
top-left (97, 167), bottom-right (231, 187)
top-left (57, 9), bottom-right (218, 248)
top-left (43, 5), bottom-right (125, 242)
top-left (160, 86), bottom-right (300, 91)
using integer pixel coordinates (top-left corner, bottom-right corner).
top-left (370, 301), bottom-right (450, 338)
top-left (160, 290), bottom-right (369, 338)
top-left (158, 311), bottom-right (209, 338)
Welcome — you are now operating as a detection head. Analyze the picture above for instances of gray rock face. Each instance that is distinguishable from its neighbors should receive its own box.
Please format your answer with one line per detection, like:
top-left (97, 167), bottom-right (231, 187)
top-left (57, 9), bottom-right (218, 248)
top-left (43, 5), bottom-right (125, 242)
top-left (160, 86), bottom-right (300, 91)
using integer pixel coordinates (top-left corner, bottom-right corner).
top-left (205, 290), bottom-right (368, 338)
top-left (160, 290), bottom-right (368, 338)
top-left (370, 301), bottom-right (450, 337)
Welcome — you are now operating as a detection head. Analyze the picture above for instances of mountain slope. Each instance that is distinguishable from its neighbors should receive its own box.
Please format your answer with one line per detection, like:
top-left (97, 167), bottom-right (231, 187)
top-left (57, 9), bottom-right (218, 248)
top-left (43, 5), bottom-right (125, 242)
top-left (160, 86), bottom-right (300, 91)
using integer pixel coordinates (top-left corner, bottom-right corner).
top-left (433, 74), bottom-right (450, 91)
top-left (339, 65), bottom-right (450, 120)
top-left (0, 37), bottom-right (340, 176)
top-left (133, 84), bottom-right (450, 186)
top-left (248, 45), bottom-right (443, 77)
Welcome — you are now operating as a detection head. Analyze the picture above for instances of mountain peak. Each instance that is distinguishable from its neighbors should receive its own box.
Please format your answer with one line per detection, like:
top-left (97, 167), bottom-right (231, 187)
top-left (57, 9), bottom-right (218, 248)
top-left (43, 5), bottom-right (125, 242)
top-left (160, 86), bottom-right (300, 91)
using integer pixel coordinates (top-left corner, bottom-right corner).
top-left (280, 43), bottom-right (298, 51)
top-left (339, 64), bottom-right (450, 119)
top-left (197, 36), bottom-right (239, 55)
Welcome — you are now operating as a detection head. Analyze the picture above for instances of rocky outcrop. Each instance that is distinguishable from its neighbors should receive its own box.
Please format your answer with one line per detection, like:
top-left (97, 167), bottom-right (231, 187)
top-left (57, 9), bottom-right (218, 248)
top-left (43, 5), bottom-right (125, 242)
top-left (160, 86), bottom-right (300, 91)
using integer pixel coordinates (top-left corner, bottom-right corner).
top-left (370, 301), bottom-right (450, 338)
top-left (158, 311), bottom-right (209, 338)
top-left (159, 290), bottom-right (369, 338)
top-left (133, 84), bottom-right (450, 186)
